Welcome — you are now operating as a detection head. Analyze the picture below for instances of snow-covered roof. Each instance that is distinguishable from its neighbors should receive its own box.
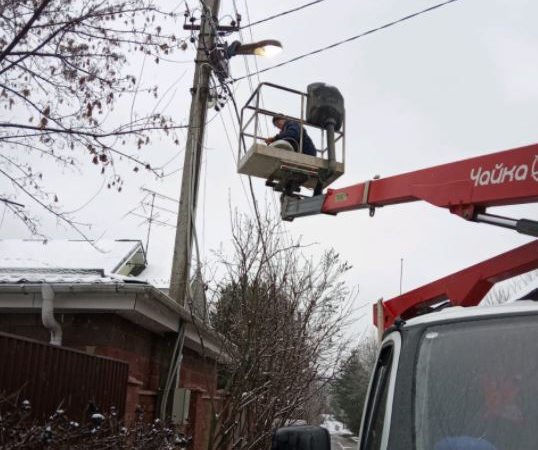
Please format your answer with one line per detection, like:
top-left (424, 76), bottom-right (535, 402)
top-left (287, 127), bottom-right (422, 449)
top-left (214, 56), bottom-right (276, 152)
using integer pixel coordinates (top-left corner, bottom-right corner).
top-left (0, 239), bottom-right (146, 283)
top-left (0, 268), bottom-right (129, 284)
top-left (0, 241), bottom-right (225, 358)
top-left (132, 262), bottom-right (169, 288)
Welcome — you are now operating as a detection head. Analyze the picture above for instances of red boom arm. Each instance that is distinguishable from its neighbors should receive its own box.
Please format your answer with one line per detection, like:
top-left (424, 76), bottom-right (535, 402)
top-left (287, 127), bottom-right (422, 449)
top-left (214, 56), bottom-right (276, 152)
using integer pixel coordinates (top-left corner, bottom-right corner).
top-left (373, 239), bottom-right (538, 330)
top-left (322, 143), bottom-right (538, 223)
top-left (281, 142), bottom-right (538, 330)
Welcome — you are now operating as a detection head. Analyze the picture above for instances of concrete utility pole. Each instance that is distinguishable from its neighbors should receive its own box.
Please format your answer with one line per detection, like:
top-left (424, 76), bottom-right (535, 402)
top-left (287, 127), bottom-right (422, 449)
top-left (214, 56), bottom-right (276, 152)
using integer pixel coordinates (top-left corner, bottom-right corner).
top-left (169, 0), bottom-right (221, 305)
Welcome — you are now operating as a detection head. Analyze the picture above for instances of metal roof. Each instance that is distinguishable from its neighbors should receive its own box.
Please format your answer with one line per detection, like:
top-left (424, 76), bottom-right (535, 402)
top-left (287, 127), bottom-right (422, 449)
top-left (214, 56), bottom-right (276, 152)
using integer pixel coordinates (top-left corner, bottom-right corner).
top-left (0, 267), bottom-right (130, 284)
top-left (0, 239), bottom-right (142, 270)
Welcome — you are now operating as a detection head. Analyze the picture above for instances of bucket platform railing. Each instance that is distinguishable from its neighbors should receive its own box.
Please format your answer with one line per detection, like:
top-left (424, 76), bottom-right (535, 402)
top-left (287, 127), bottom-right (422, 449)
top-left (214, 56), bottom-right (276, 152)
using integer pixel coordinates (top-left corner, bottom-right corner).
top-left (237, 82), bottom-right (345, 195)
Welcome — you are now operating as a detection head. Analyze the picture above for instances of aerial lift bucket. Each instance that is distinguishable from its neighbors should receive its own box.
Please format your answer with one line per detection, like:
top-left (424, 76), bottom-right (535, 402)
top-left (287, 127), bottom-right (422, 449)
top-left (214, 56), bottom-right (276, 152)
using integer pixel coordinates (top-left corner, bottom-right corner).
top-left (237, 82), bottom-right (346, 195)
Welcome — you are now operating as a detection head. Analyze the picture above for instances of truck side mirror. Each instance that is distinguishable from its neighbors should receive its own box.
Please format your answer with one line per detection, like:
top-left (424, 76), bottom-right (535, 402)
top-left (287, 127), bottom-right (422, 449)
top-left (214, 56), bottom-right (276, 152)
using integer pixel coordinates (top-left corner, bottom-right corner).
top-left (272, 425), bottom-right (330, 450)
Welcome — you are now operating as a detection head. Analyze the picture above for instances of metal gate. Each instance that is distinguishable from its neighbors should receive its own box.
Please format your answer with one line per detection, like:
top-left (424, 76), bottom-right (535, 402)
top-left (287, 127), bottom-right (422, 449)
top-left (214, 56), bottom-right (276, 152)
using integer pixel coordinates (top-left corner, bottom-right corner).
top-left (0, 332), bottom-right (129, 420)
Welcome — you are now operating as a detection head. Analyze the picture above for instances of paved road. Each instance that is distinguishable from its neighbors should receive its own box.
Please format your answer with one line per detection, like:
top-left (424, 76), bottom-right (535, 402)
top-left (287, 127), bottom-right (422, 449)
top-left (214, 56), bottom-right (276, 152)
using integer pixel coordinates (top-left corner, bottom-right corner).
top-left (330, 433), bottom-right (358, 450)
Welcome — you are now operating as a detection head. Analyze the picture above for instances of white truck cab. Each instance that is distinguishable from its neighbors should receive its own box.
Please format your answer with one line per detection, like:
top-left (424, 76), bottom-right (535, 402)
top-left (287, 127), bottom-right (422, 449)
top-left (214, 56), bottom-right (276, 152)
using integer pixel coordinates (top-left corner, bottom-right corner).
top-left (271, 299), bottom-right (538, 450)
top-left (358, 299), bottom-right (538, 450)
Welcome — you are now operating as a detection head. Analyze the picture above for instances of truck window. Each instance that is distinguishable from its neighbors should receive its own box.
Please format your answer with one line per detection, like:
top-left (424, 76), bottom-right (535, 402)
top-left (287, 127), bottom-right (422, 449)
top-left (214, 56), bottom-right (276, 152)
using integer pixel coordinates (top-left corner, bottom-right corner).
top-left (360, 343), bottom-right (394, 449)
top-left (415, 316), bottom-right (538, 450)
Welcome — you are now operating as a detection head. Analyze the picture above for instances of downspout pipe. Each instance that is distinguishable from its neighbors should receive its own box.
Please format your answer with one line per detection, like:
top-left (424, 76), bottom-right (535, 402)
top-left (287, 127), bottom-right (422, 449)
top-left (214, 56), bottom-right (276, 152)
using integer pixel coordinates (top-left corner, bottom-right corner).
top-left (41, 283), bottom-right (62, 346)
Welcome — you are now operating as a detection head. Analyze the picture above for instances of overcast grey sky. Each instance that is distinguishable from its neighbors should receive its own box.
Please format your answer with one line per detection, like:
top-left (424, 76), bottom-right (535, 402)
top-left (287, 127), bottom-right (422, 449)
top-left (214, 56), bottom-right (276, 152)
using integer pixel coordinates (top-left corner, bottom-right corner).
top-left (2, 0), bottom-right (537, 335)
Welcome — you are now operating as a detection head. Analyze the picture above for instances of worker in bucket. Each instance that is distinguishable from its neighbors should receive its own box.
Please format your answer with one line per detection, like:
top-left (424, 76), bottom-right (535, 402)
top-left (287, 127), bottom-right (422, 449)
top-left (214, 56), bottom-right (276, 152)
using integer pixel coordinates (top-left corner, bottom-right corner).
top-left (265, 115), bottom-right (317, 157)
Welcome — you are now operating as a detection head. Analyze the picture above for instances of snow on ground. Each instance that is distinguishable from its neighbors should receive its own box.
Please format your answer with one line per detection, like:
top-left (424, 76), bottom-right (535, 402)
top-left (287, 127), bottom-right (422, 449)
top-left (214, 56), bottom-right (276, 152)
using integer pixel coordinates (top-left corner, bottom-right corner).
top-left (319, 414), bottom-right (353, 436)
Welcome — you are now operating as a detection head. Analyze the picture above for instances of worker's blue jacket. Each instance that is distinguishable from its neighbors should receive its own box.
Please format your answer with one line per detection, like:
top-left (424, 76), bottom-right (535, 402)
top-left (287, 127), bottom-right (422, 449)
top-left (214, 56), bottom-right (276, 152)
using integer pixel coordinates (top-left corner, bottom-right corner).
top-left (274, 121), bottom-right (317, 156)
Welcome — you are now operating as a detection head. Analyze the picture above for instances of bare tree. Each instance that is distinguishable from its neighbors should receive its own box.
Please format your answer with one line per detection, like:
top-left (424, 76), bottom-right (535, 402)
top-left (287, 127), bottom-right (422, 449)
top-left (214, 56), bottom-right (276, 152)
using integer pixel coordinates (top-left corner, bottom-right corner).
top-left (208, 212), bottom-right (353, 449)
top-left (0, 0), bottom-right (187, 236)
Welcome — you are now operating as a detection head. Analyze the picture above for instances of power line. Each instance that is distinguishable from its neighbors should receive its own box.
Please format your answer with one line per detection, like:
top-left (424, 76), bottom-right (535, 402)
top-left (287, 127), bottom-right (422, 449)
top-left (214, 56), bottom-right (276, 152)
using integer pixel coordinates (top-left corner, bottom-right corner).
top-left (241, 0), bottom-right (282, 216)
top-left (241, 0), bottom-right (270, 137)
top-left (240, 0), bottom-right (326, 29)
top-left (231, 0), bottom-right (256, 96)
top-left (220, 91), bottom-right (256, 217)
top-left (233, 0), bottom-right (462, 82)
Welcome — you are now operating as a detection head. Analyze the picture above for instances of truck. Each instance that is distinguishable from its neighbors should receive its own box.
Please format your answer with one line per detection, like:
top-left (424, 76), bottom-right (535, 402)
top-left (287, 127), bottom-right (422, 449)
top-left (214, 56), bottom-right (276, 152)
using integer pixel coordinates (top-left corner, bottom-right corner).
top-left (237, 83), bottom-right (538, 450)
top-left (358, 286), bottom-right (538, 450)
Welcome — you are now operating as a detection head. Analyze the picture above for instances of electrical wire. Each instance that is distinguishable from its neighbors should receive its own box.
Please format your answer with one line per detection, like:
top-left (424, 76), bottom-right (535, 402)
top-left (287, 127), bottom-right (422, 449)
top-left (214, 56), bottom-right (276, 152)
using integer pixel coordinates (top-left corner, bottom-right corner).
top-left (202, 151), bottom-right (207, 254)
top-left (220, 103), bottom-right (255, 217)
top-left (222, 0), bottom-right (291, 237)
top-left (228, 2), bottom-right (292, 239)
top-left (159, 146), bottom-right (186, 170)
top-left (241, 0), bottom-right (283, 218)
top-left (0, 203), bottom-right (7, 228)
top-left (233, 0), bottom-right (463, 82)
top-left (62, 178), bottom-right (106, 214)
top-left (240, 0), bottom-right (270, 137)
top-left (239, 0), bottom-right (326, 29)
top-left (226, 88), bottom-right (279, 273)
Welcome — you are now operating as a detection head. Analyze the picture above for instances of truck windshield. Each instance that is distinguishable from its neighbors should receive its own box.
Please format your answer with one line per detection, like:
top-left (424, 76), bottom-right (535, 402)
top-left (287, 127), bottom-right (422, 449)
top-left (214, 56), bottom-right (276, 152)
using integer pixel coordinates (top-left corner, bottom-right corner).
top-left (415, 315), bottom-right (538, 450)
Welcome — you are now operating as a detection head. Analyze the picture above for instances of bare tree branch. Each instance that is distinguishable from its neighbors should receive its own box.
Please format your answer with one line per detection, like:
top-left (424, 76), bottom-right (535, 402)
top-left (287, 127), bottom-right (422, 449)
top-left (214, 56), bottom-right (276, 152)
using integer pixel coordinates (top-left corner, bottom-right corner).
top-left (0, 0), bottom-right (53, 64)
top-left (208, 212), bottom-right (352, 448)
top-left (0, 122), bottom-right (187, 138)
top-left (0, 166), bottom-right (92, 241)
top-left (0, 0), bottom-right (188, 234)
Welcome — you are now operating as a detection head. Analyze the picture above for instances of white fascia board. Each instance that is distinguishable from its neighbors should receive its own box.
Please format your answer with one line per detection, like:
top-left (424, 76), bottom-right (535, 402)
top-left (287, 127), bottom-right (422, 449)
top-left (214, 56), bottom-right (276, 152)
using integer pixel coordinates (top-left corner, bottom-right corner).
top-left (132, 291), bottom-right (180, 332)
top-left (0, 283), bottom-right (227, 358)
top-left (0, 284), bottom-right (179, 333)
top-left (184, 322), bottom-right (229, 363)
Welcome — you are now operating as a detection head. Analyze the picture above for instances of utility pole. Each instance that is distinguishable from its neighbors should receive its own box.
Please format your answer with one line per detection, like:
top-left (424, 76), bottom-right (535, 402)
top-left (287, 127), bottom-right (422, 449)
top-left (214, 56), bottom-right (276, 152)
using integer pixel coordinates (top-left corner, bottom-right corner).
top-left (169, 0), bottom-right (221, 305)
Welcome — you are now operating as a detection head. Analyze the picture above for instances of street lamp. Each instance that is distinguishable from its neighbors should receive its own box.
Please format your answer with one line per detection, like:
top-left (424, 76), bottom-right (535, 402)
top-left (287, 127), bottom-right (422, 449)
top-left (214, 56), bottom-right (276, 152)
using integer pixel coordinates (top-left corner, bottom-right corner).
top-left (211, 39), bottom-right (282, 86)
top-left (225, 39), bottom-right (283, 59)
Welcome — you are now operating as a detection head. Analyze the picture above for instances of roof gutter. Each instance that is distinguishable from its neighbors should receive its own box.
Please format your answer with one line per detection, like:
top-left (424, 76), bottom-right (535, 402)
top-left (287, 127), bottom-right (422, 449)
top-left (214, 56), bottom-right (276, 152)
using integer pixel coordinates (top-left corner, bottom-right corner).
top-left (0, 282), bottom-right (227, 360)
top-left (0, 282), bottom-right (191, 319)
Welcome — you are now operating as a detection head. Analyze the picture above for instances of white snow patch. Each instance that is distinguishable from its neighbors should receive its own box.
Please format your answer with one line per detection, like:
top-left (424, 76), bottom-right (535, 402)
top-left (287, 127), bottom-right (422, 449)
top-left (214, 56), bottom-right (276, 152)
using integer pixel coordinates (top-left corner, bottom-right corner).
top-left (509, 277), bottom-right (538, 302)
top-left (0, 239), bottom-right (139, 272)
top-left (0, 239), bottom-right (149, 284)
top-left (319, 414), bottom-right (353, 436)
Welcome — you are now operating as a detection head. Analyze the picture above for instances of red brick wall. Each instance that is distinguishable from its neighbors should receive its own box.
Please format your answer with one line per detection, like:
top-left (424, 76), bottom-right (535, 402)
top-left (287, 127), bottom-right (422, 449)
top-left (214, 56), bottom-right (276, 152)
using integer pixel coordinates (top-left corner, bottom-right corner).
top-left (0, 312), bottom-right (219, 443)
top-left (0, 313), bottom-right (167, 419)
top-left (180, 347), bottom-right (220, 450)
top-left (0, 313), bottom-right (49, 342)
top-left (181, 346), bottom-right (217, 393)
top-left (189, 390), bottom-right (225, 450)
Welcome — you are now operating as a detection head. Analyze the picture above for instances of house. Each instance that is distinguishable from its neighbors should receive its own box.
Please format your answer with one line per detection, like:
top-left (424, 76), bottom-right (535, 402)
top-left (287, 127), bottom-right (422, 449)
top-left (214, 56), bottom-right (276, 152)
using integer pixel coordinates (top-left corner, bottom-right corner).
top-left (0, 239), bottom-right (224, 449)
